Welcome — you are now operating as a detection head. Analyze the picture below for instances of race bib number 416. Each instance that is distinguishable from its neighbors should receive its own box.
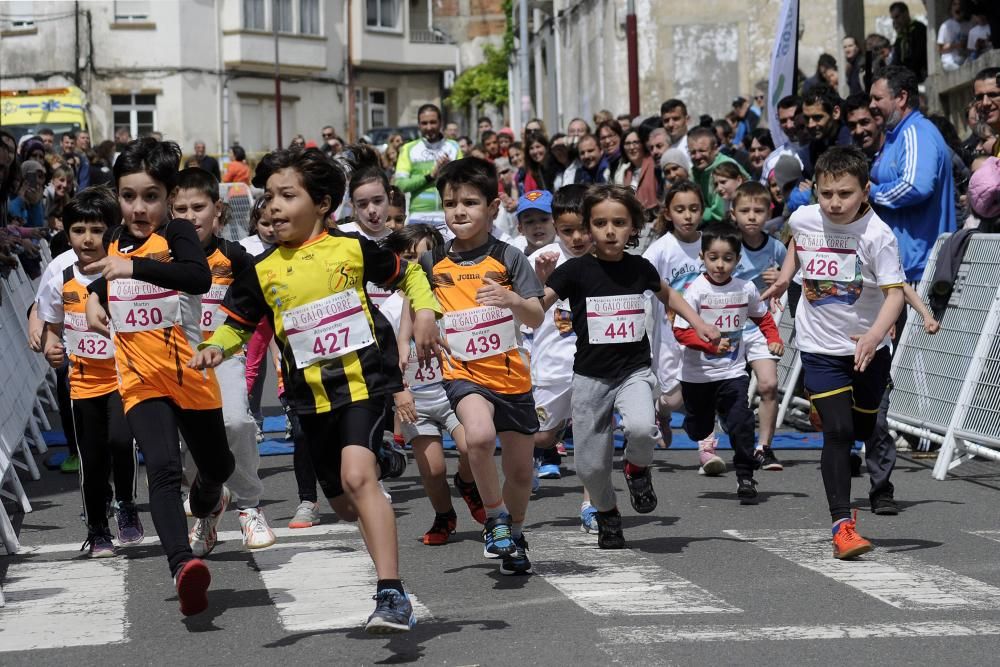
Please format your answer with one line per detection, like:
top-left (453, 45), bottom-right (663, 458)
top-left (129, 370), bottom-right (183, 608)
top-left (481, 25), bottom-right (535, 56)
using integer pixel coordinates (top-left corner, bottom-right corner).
top-left (283, 290), bottom-right (374, 369)
top-left (443, 306), bottom-right (518, 362)
top-left (108, 278), bottom-right (180, 333)
top-left (797, 232), bottom-right (858, 282)
top-left (586, 294), bottom-right (645, 344)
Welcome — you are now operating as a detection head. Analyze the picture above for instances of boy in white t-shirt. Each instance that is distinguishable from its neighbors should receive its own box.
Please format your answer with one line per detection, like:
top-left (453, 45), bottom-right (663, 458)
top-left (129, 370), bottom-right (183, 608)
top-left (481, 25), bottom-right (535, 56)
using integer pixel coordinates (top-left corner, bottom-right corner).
top-left (937, 0), bottom-right (970, 71)
top-left (673, 223), bottom-right (783, 505)
top-left (762, 146), bottom-right (905, 560)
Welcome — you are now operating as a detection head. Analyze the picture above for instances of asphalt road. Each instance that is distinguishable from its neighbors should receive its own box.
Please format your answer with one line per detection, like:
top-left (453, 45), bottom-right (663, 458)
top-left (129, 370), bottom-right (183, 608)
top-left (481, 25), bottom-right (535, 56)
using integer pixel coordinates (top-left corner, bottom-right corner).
top-left (4, 433), bottom-right (1000, 666)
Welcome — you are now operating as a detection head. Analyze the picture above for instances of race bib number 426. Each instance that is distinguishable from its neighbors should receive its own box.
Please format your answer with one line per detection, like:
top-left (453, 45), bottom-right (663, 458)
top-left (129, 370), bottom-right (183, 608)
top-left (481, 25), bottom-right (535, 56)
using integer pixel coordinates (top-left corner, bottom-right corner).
top-left (797, 232), bottom-right (858, 282)
top-left (283, 290), bottom-right (374, 369)
top-left (443, 306), bottom-right (518, 362)
top-left (108, 278), bottom-right (180, 333)
top-left (586, 295), bottom-right (645, 344)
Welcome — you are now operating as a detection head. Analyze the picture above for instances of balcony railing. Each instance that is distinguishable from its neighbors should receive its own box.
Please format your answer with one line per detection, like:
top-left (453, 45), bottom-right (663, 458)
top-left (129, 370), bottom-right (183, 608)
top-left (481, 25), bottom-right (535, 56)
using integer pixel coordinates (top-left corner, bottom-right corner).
top-left (409, 28), bottom-right (452, 44)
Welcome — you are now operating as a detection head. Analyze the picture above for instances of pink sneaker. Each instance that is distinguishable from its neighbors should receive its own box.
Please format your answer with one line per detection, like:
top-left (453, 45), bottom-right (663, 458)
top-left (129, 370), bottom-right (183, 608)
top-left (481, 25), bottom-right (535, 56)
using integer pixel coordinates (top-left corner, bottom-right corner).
top-left (698, 435), bottom-right (726, 476)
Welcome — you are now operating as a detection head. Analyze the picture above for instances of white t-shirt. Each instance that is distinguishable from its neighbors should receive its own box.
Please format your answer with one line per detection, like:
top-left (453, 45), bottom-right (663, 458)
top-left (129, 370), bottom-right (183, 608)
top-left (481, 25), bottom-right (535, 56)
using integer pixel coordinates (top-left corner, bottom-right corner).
top-left (238, 233), bottom-right (272, 258)
top-left (337, 221), bottom-right (394, 310)
top-left (528, 241), bottom-right (577, 386)
top-left (642, 232), bottom-right (703, 389)
top-left (968, 24), bottom-right (991, 52)
top-left (34, 248), bottom-right (78, 318)
top-left (675, 274), bottom-right (766, 382)
top-left (380, 291), bottom-right (448, 400)
top-left (669, 134), bottom-right (689, 157)
top-left (938, 18), bottom-right (970, 70)
top-left (789, 204), bottom-right (905, 356)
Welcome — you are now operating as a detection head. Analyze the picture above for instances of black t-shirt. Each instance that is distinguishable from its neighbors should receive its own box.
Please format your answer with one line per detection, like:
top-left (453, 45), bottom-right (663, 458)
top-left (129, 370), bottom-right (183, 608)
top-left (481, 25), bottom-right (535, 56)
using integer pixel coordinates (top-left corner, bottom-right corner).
top-left (547, 253), bottom-right (661, 380)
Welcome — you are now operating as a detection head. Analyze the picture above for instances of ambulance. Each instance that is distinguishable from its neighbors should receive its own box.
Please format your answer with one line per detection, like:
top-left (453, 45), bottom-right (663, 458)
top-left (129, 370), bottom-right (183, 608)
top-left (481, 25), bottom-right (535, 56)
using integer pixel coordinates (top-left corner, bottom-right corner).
top-left (0, 86), bottom-right (89, 141)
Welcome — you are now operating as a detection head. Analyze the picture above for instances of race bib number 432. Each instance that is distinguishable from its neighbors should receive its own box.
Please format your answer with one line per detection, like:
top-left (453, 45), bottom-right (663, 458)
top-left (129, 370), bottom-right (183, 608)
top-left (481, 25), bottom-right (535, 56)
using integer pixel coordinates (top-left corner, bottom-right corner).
top-left (108, 278), bottom-right (180, 333)
top-left (586, 294), bottom-right (645, 344)
top-left (443, 306), bottom-right (517, 362)
top-left (797, 232), bottom-right (858, 282)
top-left (283, 290), bottom-right (374, 369)
top-left (64, 311), bottom-right (114, 359)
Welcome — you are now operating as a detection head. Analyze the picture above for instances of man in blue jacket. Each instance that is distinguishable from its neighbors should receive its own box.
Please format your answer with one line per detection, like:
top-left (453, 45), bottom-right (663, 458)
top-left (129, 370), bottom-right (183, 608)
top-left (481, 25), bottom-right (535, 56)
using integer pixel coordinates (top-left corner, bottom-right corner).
top-left (869, 66), bottom-right (956, 284)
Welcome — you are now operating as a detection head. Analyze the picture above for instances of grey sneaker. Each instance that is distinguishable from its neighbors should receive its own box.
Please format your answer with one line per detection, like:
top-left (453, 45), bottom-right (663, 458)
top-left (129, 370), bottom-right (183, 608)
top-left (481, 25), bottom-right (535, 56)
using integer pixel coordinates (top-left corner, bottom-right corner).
top-left (189, 486), bottom-right (231, 557)
top-left (365, 589), bottom-right (416, 634)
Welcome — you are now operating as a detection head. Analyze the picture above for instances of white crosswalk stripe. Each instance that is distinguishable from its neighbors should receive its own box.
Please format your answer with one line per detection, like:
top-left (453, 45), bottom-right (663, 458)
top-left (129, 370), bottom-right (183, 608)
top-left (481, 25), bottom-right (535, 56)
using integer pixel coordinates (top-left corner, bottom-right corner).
top-left (968, 530), bottom-right (1000, 544)
top-left (726, 528), bottom-right (1000, 610)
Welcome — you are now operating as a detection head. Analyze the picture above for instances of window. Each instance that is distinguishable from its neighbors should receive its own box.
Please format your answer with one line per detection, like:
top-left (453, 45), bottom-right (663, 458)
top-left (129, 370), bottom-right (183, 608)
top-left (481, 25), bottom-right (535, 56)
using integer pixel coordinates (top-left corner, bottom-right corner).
top-left (366, 0), bottom-right (399, 30)
top-left (4, 1), bottom-right (34, 28)
top-left (114, 0), bottom-right (150, 21)
top-left (243, 0), bottom-right (265, 30)
top-left (368, 90), bottom-right (388, 129)
top-left (111, 94), bottom-right (157, 140)
top-left (299, 0), bottom-right (320, 35)
top-left (276, 0), bottom-right (293, 32)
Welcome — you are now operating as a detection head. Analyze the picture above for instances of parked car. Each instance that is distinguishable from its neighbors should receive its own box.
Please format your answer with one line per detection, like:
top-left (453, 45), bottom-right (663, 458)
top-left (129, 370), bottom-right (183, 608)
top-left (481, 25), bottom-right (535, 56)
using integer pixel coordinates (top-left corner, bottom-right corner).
top-left (362, 125), bottom-right (420, 151)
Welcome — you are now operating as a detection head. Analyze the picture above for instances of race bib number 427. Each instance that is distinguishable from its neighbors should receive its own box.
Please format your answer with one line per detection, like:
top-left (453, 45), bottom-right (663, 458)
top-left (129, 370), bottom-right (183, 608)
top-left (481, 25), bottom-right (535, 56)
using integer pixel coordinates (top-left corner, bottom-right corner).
top-left (797, 232), bottom-right (858, 282)
top-left (283, 290), bottom-right (374, 369)
top-left (586, 294), bottom-right (645, 344)
top-left (443, 306), bottom-right (518, 362)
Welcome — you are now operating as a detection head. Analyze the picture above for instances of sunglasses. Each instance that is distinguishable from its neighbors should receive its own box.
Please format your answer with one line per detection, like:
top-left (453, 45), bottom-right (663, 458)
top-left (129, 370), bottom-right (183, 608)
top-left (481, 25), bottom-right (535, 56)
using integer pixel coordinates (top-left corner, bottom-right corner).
top-left (322, 133), bottom-right (335, 138)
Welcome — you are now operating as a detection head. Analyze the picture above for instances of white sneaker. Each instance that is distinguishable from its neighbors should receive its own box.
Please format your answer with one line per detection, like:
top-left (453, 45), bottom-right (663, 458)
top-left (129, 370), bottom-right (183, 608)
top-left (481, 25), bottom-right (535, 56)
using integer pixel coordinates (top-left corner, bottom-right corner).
top-left (181, 488), bottom-right (192, 518)
top-left (238, 506), bottom-right (276, 549)
top-left (379, 481), bottom-right (392, 503)
top-left (189, 486), bottom-right (231, 557)
top-left (288, 500), bottom-right (321, 529)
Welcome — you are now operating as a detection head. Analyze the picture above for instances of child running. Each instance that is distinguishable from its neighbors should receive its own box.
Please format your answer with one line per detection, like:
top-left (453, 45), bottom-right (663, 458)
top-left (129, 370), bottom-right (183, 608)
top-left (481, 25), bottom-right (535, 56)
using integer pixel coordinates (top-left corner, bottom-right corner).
top-left (84, 138), bottom-right (235, 616)
top-left (172, 167), bottom-right (276, 551)
top-left (37, 187), bottom-right (143, 557)
top-left (540, 184), bottom-right (720, 548)
top-left (673, 223), bottom-right (783, 504)
top-left (731, 181), bottom-right (787, 471)
top-left (419, 157), bottom-right (545, 576)
top-left (191, 147), bottom-right (441, 633)
top-left (761, 146), bottom-right (905, 559)
top-left (382, 224), bottom-right (486, 545)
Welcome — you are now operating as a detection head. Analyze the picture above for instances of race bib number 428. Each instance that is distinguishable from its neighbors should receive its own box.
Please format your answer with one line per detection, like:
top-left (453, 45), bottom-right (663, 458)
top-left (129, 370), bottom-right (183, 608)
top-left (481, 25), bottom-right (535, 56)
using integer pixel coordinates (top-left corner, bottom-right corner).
top-left (64, 311), bottom-right (114, 359)
top-left (586, 294), bottom-right (645, 344)
top-left (797, 232), bottom-right (858, 282)
top-left (283, 290), bottom-right (374, 369)
top-left (443, 306), bottom-right (518, 362)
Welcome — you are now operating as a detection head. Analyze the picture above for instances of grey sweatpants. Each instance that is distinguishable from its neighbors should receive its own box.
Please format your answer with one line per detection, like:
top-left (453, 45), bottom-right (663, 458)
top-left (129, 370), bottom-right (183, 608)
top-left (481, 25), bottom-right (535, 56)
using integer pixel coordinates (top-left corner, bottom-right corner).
top-left (571, 367), bottom-right (658, 512)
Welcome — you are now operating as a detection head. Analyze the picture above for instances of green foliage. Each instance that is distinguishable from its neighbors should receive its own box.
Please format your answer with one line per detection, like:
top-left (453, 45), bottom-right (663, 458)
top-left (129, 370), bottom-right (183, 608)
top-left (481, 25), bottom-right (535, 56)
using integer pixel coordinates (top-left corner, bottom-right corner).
top-left (446, 0), bottom-right (514, 111)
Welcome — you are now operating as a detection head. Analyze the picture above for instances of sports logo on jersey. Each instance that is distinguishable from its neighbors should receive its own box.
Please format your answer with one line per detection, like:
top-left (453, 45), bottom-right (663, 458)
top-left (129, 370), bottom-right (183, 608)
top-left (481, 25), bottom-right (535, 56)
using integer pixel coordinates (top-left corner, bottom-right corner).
top-left (431, 273), bottom-right (456, 288)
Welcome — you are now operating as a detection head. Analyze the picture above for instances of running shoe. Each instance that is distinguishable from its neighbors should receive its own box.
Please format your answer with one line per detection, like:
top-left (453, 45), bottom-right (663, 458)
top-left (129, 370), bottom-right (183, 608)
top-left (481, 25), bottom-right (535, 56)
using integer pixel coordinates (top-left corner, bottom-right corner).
top-left (697, 436), bottom-right (726, 476)
top-left (365, 589), bottom-right (416, 634)
top-left (832, 510), bottom-right (873, 560)
top-left (453, 473), bottom-right (486, 524)
top-left (555, 442), bottom-right (568, 456)
top-left (482, 513), bottom-right (515, 558)
top-left (624, 466), bottom-right (658, 514)
top-left (596, 509), bottom-right (626, 549)
top-left (870, 492), bottom-right (899, 516)
top-left (238, 506), bottom-right (276, 549)
top-left (761, 447), bottom-right (783, 471)
top-left (174, 558), bottom-right (211, 616)
top-left (284, 417), bottom-right (293, 441)
top-left (379, 481), bottom-right (392, 503)
top-left (255, 423), bottom-right (264, 444)
top-left (737, 478), bottom-right (759, 505)
top-left (531, 458), bottom-right (541, 492)
top-left (189, 486), bottom-right (231, 557)
top-left (499, 534), bottom-right (532, 575)
top-left (182, 488), bottom-right (192, 517)
top-left (60, 453), bottom-right (80, 474)
top-left (423, 510), bottom-right (457, 546)
top-left (81, 528), bottom-right (115, 558)
top-left (114, 501), bottom-right (144, 545)
top-left (538, 448), bottom-right (562, 479)
top-left (579, 503), bottom-right (599, 534)
top-left (377, 442), bottom-right (407, 480)
top-left (288, 500), bottom-right (321, 529)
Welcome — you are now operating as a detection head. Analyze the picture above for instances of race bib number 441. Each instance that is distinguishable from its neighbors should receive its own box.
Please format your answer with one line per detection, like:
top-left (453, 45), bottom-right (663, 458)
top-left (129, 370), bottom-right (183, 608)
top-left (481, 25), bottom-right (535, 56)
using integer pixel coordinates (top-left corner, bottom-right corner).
top-left (283, 290), bottom-right (374, 369)
top-left (108, 278), bottom-right (180, 333)
top-left (586, 295), bottom-right (645, 344)
top-left (797, 232), bottom-right (858, 282)
top-left (443, 306), bottom-right (518, 362)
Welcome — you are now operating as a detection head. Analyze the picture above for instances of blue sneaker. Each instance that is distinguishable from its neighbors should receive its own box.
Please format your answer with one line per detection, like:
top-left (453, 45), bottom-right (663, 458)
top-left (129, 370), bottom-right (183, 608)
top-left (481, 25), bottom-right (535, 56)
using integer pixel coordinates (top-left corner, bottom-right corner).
top-left (579, 503), bottom-right (599, 533)
top-left (365, 589), bottom-right (416, 634)
top-left (500, 534), bottom-right (532, 575)
top-left (483, 513), bottom-right (516, 558)
top-left (538, 463), bottom-right (561, 479)
top-left (531, 459), bottom-right (541, 493)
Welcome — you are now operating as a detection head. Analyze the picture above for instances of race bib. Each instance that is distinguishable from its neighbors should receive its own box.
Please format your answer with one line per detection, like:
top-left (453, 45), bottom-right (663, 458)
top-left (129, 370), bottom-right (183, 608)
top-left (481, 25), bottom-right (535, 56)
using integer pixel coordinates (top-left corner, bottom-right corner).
top-left (108, 278), bottom-right (181, 333)
top-left (64, 311), bottom-right (114, 359)
top-left (404, 345), bottom-right (442, 389)
top-left (200, 283), bottom-right (230, 332)
top-left (586, 295), bottom-right (645, 344)
top-left (366, 282), bottom-right (394, 311)
top-left (701, 298), bottom-right (748, 333)
top-left (797, 233), bottom-right (857, 282)
top-left (443, 306), bottom-right (517, 362)
top-left (283, 290), bottom-right (374, 369)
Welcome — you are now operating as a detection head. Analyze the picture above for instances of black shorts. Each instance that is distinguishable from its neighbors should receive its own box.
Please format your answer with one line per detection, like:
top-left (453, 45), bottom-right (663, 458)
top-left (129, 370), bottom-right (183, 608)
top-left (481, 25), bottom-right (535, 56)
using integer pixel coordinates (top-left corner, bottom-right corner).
top-left (800, 348), bottom-right (891, 413)
top-left (444, 380), bottom-right (539, 435)
top-left (297, 399), bottom-right (384, 499)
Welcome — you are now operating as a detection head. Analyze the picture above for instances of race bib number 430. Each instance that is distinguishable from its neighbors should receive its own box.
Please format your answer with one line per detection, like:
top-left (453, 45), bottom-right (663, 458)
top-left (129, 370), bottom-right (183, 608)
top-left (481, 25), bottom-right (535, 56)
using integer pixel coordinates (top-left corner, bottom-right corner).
top-left (443, 306), bottom-right (517, 362)
top-left (283, 290), bottom-right (374, 369)
top-left (797, 232), bottom-right (858, 282)
top-left (108, 278), bottom-right (180, 333)
top-left (586, 295), bottom-right (645, 344)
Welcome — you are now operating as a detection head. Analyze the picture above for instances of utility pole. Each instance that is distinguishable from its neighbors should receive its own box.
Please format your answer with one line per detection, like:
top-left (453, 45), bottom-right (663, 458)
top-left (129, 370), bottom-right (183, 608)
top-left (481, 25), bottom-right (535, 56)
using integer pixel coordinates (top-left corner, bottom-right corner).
top-left (273, 0), bottom-right (283, 148)
top-left (626, 0), bottom-right (639, 117)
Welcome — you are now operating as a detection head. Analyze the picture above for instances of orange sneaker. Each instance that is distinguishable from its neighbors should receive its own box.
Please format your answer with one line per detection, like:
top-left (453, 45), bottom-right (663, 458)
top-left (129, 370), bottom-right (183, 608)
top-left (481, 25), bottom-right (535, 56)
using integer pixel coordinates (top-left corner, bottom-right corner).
top-left (832, 510), bottom-right (873, 560)
top-left (423, 511), bottom-right (457, 546)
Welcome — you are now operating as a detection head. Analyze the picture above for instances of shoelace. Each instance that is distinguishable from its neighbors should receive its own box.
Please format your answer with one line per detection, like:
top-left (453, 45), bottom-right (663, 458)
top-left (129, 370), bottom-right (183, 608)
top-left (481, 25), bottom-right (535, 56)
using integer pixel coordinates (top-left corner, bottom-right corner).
top-left (491, 523), bottom-right (512, 545)
top-left (372, 590), bottom-right (404, 609)
top-left (243, 511), bottom-right (271, 537)
top-left (80, 532), bottom-right (111, 551)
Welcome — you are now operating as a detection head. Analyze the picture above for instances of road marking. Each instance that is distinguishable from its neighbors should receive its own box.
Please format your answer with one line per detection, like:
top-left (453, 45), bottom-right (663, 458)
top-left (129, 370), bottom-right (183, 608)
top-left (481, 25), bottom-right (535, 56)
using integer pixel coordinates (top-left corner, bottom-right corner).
top-left (727, 528), bottom-right (1000, 610)
top-left (969, 530), bottom-right (1000, 544)
top-left (597, 620), bottom-right (1000, 644)
top-left (251, 538), bottom-right (432, 632)
top-left (530, 531), bottom-right (741, 615)
top-left (0, 558), bottom-right (127, 652)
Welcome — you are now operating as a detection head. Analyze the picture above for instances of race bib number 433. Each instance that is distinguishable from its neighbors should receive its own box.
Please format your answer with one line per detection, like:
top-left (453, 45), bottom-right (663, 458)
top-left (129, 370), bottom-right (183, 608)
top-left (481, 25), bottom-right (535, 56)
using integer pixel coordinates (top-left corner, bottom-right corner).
top-left (283, 290), bottom-right (374, 369)
top-left (443, 306), bottom-right (517, 362)
top-left (797, 232), bottom-right (858, 282)
top-left (404, 345), bottom-right (442, 389)
top-left (108, 278), bottom-right (180, 333)
top-left (586, 295), bottom-right (645, 344)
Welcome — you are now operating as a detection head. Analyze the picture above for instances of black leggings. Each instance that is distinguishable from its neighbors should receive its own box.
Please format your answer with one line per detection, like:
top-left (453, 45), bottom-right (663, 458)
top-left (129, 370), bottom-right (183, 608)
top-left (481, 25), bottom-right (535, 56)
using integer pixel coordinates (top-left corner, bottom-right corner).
top-left (681, 376), bottom-right (757, 480)
top-left (71, 391), bottom-right (136, 529)
top-left (281, 395), bottom-right (317, 503)
top-left (126, 399), bottom-right (234, 576)
top-left (56, 364), bottom-right (78, 456)
top-left (814, 391), bottom-right (879, 522)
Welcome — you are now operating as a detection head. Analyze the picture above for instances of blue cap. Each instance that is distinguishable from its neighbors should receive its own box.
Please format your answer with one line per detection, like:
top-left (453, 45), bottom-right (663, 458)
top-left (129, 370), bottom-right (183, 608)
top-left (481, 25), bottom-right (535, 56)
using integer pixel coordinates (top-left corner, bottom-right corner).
top-left (515, 190), bottom-right (553, 217)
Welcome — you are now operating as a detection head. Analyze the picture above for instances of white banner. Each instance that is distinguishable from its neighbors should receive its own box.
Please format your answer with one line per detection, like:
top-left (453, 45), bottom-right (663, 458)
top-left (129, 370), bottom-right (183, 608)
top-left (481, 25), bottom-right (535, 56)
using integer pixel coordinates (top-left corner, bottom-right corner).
top-left (768, 0), bottom-right (799, 147)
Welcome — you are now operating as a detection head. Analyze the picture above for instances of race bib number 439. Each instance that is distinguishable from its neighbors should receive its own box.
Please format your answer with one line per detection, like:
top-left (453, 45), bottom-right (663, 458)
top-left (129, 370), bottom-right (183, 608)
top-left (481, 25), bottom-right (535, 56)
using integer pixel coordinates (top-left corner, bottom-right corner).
top-left (108, 278), bottom-right (180, 333)
top-left (586, 295), bottom-right (645, 344)
top-left (797, 232), bottom-right (858, 282)
top-left (443, 306), bottom-right (517, 362)
top-left (283, 290), bottom-right (374, 369)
